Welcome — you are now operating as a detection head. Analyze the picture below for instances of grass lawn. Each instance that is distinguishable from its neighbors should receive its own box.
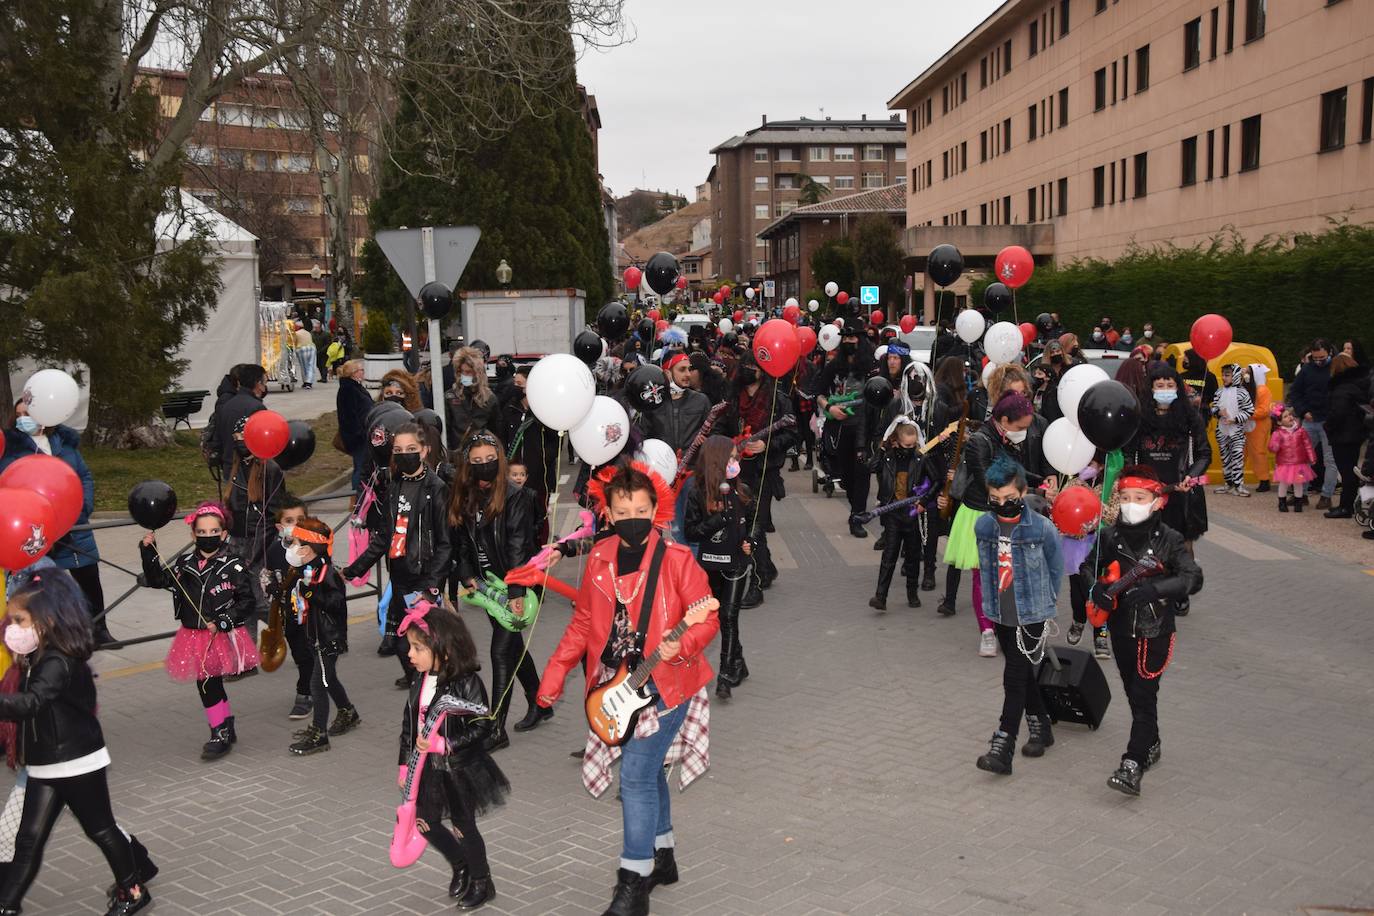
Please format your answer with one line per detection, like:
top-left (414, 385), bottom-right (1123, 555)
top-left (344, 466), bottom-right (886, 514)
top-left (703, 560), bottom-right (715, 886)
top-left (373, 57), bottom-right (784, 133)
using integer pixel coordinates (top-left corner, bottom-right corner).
top-left (84, 412), bottom-right (352, 513)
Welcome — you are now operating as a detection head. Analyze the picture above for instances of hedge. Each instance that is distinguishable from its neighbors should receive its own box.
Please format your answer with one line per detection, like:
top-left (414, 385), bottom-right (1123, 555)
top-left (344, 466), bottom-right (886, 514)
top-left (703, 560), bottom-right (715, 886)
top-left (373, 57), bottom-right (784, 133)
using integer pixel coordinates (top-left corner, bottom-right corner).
top-left (967, 221), bottom-right (1374, 370)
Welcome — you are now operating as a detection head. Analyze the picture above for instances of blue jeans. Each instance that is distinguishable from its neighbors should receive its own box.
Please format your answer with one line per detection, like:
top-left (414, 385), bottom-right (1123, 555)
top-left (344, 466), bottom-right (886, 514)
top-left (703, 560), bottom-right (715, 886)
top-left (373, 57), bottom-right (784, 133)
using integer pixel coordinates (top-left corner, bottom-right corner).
top-left (296, 346), bottom-right (316, 385)
top-left (619, 694), bottom-right (688, 873)
top-left (350, 445), bottom-right (369, 493)
top-left (1303, 420), bottom-right (1338, 497)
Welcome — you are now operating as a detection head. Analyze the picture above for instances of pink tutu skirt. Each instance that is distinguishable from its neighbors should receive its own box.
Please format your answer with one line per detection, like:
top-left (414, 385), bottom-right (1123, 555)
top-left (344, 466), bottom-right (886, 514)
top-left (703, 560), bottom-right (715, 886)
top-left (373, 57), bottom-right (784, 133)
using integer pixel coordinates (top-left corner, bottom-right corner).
top-left (165, 626), bottom-right (258, 681)
top-left (1273, 463), bottom-right (1315, 485)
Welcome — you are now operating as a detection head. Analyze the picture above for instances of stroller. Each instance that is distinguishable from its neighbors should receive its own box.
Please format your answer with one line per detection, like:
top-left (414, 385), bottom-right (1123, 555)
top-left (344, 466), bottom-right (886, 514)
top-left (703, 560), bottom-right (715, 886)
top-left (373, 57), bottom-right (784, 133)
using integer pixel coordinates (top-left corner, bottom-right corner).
top-left (812, 410), bottom-right (844, 498)
top-left (1354, 467), bottom-right (1374, 533)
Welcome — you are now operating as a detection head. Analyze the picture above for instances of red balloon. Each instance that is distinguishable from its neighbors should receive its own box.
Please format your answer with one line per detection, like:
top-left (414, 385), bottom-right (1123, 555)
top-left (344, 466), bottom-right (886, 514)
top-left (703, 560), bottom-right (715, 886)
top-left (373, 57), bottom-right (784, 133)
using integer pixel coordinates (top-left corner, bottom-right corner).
top-left (732, 309), bottom-right (744, 323)
top-left (646, 309), bottom-right (660, 322)
top-left (782, 304), bottom-right (800, 324)
top-left (1190, 313), bottom-right (1233, 360)
top-left (1051, 486), bottom-right (1101, 538)
top-left (753, 319), bottom-right (801, 378)
top-left (623, 266), bottom-right (642, 291)
top-left (899, 315), bottom-right (917, 333)
top-left (794, 325), bottom-right (818, 354)
top-left (675, 276), bottom-right (688, 290)
top-left (719, 285), bottom-right (731, 299)
top-left (712, 291), bottom-right (724, 305)
top-left (0, 455), bottom-right (83, 538)
top-left (655, 319), bottom-right (669, 334)
top-left (244, 410), bottom-right (289, 460)
top-left (1019, 322), bottom-right (1038, 347)
top-left (870, 310), bottom-right (885, 326)
top-left (836, 291), bottom-right (850, 306)
top-left (994, 245), bottom-right (1035, 289)
top-left (0, 487), bottom-right (56, 571)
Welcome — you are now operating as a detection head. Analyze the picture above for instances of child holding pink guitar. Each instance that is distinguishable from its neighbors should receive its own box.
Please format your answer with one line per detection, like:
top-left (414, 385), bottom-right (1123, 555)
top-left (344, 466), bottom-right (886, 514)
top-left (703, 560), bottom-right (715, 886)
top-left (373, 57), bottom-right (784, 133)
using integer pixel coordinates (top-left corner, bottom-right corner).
top-left (396, 595), bottom-right (508, 910)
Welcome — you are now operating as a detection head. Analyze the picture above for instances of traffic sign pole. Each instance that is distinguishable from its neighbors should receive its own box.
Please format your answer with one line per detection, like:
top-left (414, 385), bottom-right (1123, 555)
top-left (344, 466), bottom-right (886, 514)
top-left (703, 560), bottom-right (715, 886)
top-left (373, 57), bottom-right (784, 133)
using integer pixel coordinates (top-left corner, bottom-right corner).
top-left (421, 229), bottom-right (444, 438)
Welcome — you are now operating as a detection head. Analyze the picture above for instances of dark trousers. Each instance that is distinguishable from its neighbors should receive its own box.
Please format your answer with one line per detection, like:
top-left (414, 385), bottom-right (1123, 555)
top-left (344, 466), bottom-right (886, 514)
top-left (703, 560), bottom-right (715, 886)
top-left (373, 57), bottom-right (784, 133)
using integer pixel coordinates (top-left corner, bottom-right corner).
top-left (310, 652), bottom-right (352, 730)
top-left (796, 409), bottom-right (815, 462)
top-left (387, 574), bottom-right (422, 682)
top-left (285, 618), bottom-right (314, 697)
top-left (875, 522), bottom-right (923, 598)
top-left (67, 563), bottom-right (106, 628)
top-left (0, 768), bottom-right (138, 907)
top-left (824, 422), bottom-right (871, 515)
top-left (742, 465), bottom-right (777, 581)
top-left (707, 567), bottom-right (750, 677)
top-left (1110, 627), bottom-right (1171, 765)
top-left (487, 615), bottom-right (541, 729)
top-left (1333, 442), bottom-right (1362, 512)
top-left (416, 777), bottom-right (489, 878)
top-left (993, 622), bottom-right (1048, 739)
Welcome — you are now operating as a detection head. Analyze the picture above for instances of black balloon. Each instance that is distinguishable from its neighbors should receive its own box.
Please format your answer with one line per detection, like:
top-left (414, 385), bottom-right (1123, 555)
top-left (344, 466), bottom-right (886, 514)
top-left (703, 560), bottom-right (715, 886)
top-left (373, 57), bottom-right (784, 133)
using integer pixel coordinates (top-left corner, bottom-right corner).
top-left (927, 244), bottom-right (965, 287)
top-left (368, 401), bottom-right (411, 468)
top-left (644, 252), bottom-right (681, 297)
top-left (625, 365), bottom-right (669, 411)
top-left (597, 302), bottom-right (630, 340)
top-left (863, 376), bottom-right (894, 409)
top-left (1076, 381), bottom-right (1141, 452)
top-left (276, 420), bottom-right (317, 471)
top-left (1036, 311), bottom-right (1053, 330)
top-left (573, 329), bottom-right (604, 365)
top-left (418, 281), bottom-right (454, 320)
top-left (128, 480), bottom-right (178, 530)
top-left (984, 282), bottom-right (1013, 315)
top-left (636, 317), bottom-right (655, 342)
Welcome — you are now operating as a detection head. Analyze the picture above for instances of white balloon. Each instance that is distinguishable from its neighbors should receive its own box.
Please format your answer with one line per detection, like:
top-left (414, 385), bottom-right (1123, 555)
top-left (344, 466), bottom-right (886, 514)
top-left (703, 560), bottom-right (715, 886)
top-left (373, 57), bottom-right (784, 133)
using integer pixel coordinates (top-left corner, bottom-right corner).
top-left (808, 299), bottom-right (820, 312)
top-left (718, 318), bottom-right (734, 333)
top-left (526, 354), bottom-right (595, 432)
top-left (818, 324), bottom-right (841, 352)
top-left (955, 310), bottom-right (986, 344)
top-left (635, 438), bottom-right (678, 486)
top-left (981, 360), bottom-right (998, 387)
top-left (1058, 363), bottom-right (1111, 426)
top-left (785, 297), bottom-right (799, 310)
top-left (874, 345), bottom-right (889, 360)
top-left (745, 287), bottom-right (756, 300)
top-left (834, 317), bottom-right (845, 328)
top-left (1043, 417), bottom-right (1097, 476)
top-left (983, 321), bottom-right (1023, 365)
top-left (569, 396), bottom-right (631, 466)
top-left (22, 369), bottom-right (80, 428)
top-left (824, 281), bottom-right (839, 298)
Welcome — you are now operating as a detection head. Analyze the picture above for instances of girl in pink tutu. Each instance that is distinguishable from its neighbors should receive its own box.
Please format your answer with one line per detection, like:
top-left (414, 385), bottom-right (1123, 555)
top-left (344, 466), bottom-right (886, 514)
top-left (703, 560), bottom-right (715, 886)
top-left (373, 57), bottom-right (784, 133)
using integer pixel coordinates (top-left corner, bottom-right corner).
top-left (139, 501), bottom-right (257, 760)
top-left (1268, 407), bottom-right (1318, 513)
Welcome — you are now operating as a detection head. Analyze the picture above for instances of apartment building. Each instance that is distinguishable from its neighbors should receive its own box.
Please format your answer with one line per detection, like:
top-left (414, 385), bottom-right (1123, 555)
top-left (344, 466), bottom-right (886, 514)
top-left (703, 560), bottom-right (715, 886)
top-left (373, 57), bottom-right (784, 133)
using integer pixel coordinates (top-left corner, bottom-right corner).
top-left (888, 0), bottom-right (1374, 317)
top-left (709, 116), bottom-right (908, 284)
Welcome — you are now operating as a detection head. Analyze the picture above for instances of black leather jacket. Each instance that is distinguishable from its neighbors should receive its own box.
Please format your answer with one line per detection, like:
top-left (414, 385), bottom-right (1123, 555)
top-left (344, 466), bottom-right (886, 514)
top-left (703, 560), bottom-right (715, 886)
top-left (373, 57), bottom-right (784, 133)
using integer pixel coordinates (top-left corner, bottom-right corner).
top-left (638, 389), bottom-right (712, 453)
top-left (719, 382), bottom-right (798, 472)
top-left (871, 446), bottom-right (939, 529)
top-left (452, 485), bottom-right (536, 599)
top-left (398, 672), bottom-right (493, 768)
top-left (1079, 516), bottom-right (1203, 638)
top-left (226, 456), bottom-right (286, 559)
top-left (0, 650), bottom-right (105, 767)
top-left (140, 543), bottom-right (256, 630)
top-left (293, 563), bottom-right (350, 655)
top-left (952, 418), bottom-right (1050, 511)
top-left (683, 478), bottom-right (753, 569)
top-left (345, 469), bottom-right (452, 589)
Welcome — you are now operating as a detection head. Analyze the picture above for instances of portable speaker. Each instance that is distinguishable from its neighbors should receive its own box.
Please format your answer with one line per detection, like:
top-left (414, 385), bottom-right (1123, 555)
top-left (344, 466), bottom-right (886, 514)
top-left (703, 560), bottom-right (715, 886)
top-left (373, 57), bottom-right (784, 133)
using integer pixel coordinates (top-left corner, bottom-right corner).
top-left (1036, 646), bottom-right (1111, 729)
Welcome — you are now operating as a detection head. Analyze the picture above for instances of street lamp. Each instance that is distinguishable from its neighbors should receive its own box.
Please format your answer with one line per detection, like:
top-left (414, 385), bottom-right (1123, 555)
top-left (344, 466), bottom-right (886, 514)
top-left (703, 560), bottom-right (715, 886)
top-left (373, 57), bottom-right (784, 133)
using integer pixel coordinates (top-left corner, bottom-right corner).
top-left (310, 264), bottom-right (323, 282)
top-left (495, 259), bottom-right (513, 287)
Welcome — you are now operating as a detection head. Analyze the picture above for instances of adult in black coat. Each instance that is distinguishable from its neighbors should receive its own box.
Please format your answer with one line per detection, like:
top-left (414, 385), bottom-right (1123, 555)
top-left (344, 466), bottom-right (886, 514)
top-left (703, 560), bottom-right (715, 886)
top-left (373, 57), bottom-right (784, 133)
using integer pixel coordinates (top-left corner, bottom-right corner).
top-left (207, 364), bottom-right (267, 476)
top-left (1323, 354), bottom-right (1372, 518)
top-left (335, 359), bottom-right (375, 492)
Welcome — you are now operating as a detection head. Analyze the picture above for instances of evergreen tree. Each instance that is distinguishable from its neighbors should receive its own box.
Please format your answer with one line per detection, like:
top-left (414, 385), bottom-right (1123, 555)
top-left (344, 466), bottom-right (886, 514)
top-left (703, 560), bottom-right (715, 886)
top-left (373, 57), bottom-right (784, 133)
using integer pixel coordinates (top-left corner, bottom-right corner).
top-left (851, 215), bottom-right (908, 314)
top-left (809, 238), bottom-right (855, 296)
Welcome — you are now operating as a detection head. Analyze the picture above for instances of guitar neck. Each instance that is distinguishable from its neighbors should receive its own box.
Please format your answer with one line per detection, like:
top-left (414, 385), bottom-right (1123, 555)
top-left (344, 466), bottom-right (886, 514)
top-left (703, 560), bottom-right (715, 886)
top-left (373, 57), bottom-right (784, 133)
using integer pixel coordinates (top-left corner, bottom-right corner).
top-left (675, 405), bottom-right (729, 485)
top-left (628, 618), bottom-right (694, 691)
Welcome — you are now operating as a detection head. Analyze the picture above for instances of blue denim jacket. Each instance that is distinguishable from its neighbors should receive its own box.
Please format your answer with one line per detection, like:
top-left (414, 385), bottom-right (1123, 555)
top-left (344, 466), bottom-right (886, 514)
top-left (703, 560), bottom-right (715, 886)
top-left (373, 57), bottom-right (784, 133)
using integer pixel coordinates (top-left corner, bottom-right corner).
top-left (974, 510), bottom-right (1063, 625)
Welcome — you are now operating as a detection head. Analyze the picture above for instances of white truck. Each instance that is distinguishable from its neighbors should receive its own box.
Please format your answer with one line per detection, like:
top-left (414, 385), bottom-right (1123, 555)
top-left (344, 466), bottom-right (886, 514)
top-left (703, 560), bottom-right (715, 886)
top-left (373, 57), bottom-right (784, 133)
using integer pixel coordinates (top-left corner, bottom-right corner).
top-left (458, 288), bottom-right (586, 358)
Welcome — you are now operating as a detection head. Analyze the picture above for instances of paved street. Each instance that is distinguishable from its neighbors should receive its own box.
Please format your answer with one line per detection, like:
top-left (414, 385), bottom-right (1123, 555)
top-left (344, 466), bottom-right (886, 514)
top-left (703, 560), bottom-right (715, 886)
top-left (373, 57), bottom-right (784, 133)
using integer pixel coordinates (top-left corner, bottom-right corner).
top-left (10, 465), bottom-right (1374, 916)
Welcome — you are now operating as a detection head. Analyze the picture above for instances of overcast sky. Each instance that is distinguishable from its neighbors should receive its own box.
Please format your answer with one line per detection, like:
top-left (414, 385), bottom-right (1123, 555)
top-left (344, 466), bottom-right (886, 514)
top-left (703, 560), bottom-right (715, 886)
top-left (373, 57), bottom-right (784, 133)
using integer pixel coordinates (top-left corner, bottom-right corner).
top-left (576, 0), bottom-right (1006, 198)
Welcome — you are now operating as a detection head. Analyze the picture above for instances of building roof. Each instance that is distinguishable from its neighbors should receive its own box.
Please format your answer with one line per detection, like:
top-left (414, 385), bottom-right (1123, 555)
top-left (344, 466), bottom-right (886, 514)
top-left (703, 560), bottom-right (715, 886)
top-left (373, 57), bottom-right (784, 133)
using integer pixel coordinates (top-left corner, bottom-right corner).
top-left (683, 247), bottom-right (712, 259)
top-left (887, 0), bottom-right (1020, 109)
top-left (757, 184), bottom-right (907, 239)
top-left (712, 117), bottom-right (906, 154)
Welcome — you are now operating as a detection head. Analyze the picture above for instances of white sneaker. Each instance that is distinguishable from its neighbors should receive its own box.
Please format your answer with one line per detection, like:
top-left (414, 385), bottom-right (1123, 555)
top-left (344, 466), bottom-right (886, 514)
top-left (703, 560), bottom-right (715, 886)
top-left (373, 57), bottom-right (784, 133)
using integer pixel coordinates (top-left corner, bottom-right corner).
top-left (979, 629), bottom-right (998, 657)
top-left (1234, 485), bottom-right (1251, 497)
top-left (1213, 485), bottom-right (1232, 495)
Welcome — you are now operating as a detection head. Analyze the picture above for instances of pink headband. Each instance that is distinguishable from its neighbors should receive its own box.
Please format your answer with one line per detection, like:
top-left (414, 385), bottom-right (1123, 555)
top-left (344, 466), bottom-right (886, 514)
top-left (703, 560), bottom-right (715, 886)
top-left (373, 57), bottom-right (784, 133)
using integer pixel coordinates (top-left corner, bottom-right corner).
top-left (184, 502), bottom-right (229, 527)
top-left (397, 592), bottom-right (436, 635)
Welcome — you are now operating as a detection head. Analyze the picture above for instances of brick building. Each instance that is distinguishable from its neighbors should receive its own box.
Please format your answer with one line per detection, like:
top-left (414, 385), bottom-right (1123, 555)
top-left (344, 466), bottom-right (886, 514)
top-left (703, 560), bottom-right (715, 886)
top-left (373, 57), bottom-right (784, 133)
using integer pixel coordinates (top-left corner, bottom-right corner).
top-left (757, 185), bottom-right (907, 302)
top-left (709, 116), bottom-right (908, 286)
top-left (888, 0), bottom-right (1374, 321)
top-left (139, 67), bottom-right (373, 302)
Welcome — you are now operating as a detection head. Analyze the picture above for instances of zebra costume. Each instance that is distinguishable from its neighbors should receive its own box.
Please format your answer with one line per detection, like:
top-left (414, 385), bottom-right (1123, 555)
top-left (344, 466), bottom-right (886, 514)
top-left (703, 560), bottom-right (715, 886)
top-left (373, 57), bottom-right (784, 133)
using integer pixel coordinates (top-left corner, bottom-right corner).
top-left (1212, 364), bottom-right (1255, 488)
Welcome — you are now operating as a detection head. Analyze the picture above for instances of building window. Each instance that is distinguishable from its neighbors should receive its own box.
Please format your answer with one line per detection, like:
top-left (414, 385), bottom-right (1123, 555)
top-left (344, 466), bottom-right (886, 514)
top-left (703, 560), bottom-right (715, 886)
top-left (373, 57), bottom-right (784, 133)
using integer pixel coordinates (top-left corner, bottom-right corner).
top-left (1111, 61), bottom-right (1118, 104)
top-left (1004, 39), bottom-right (1012, 74)
top-left (185, 144), bottom-right (216, 165)
top-left (961, 72), bottom-right (968, 102)
top-left (1362, 78), bottom-right (1374, 143)
top-left (1135, 46), bottom-right (1150, 92)
top-left (1029, 20), bottom-right (1039, 57)
top-left (754, 176), bottom-right (769, 190)
top-left (1210, 7), bottom-right (1219, 59)
top-left (894, 146), bottom-right (907, 162)
top-left (1058, 87), bottom-right (1069, 126)
top-left (1184, 18), bottom-right (1202, 70)
top-left (980, 131), bottom-right (988, 162)
top-left (1060, 0), bottom-right (1070, 35)
top-left (1028, 105), bottom-right (1038, 142)
top-left (1240, 114), bottom-right (1261, 170)
top-left (775, 175), bottom-right (796, 190)
top-left (894, 174), bottom-right (907, 185)
top-left (942, 86), bottom-right (949, 114)
top-left (980, 57), bottom-right (988, 89)
top-left (1003, 117), bottom-right (1012, 152)
top-left (754, 149), bottom-right (768, 162)
top-left (980, 203), bottom-right (989, 224)
top-left (284, 153), bottom-right (312, 173)
top-left (777, 147), bottom-right (797, 162)
top-left (756, 238), bottom-right (766, 248)
top-left (834, 147), bottom-right (855, 161)
top-left (1134, 152), bottom-right (1148, 197)
top-left (775, 202), bottom-right (796, 217)
top-left (1096, 0), bottom-right (1107, 12)
top-left (1181, 136), bottom-right (1198, 186)
top-left (863, 145), bottom-right (885, 161)
top-left (1207, 129), bottom-right (1216, 180)
top-left (754, 204), bottom-right (768, 219)
top-left (813, 175), bottom-right (831, 186)
top-left (1094, 68), bottom-right (1107, 110)
top-left (1057, 176), bottom-right (1068, 215)
top-left (942, 150), bottom-right (949, 179)
top-left (1225, 0), bottom-right (1235, 51)
top-left (1093, 166), bottom-right (1106, 207)
top-left (809, 146), bottom-right (830, 161)
top-left (218, 148), bottom-right (245, 169)
top-left (1320, 87), bottom-right (1348, 151)
top-left (1222, 124), bottom-right (1231, 176)
top-left (1003, 195), bottom-right (1012, 224)
top-left (835, 176), bottom-right (855, 189)
top-left (1110, 160), bottom-right (1116, 203)
top-left (861, 172), bottom-right (884, 189)
top-left (1027, 188), bottom-right (1037, 221)
top-left (756, 260), bottom-right (767, 275)
top-left (1244, 0), bottom-right (1265, 41)
top-left (285, 197), bottom-right (313, 214)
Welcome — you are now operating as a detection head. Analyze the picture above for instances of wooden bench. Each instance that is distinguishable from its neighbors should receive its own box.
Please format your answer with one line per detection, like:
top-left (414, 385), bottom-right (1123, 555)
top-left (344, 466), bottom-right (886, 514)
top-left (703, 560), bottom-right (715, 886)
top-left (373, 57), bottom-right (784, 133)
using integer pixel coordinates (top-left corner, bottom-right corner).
top-left (160, 389), bottom-right (210, 430)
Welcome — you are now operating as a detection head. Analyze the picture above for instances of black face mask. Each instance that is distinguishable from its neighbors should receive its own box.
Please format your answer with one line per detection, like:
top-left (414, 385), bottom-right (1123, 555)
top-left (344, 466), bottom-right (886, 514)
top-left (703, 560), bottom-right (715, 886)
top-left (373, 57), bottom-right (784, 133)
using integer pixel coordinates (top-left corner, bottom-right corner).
top-left (394, 452), bottom-right (423, 476)
top-left (906, 381), bottom-right (925, 399)
top-left (613, 517), bottom-right (653, 548)
top-left (737, 367), bottom-right (758, 386)
top-left (1050, 354), bottom-right (1064, 364)
top-left (233, 441), bottom-right (252, 458)
top-left (893, 446), bottom-right (915, 459)
top-left (383, 394), bottom-right (407, 405)
top-left (993, 499), bottom-right (1023, 520)
top-left (470, 460), bottom-right (500, 482)
top-left (840, 342), bottom-right (857, 356)
top-left (196, 534), bottom-right (224, 554)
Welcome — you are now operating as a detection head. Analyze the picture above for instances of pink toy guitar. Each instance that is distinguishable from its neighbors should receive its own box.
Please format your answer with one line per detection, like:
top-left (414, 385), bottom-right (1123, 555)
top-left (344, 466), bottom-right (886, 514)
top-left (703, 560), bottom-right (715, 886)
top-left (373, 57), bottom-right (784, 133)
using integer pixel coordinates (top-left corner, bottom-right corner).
top-left (391, 694), bottom-right (488, 867)
top-left (525, 510), bottom-right (597, 570)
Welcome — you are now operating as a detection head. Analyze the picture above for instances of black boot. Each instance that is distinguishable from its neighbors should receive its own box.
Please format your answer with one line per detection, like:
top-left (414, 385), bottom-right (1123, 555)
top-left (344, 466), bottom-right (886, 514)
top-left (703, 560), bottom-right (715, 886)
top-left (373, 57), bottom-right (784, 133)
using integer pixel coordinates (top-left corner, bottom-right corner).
top-left (458, 874), bottom-right (495, 909)
top-left (328, 706), bottom-right (362, 736)
top-left (1293, 496), bottom-right (1304, 513)
top-left (1145, 740), bottom-right (1162, 771)
top-left (131, 835), bottom-right (158, 886)
top-left (1108, 758), bottom-right (1143, 796)
top-left (1256, 479), bottom-right (1270, 492)
top-left (906, 581), bottom-right (922, 609)
top-left (104, 885), bottom-right (152, 916)
top-left (1278, 496), bottom-right (1288, 513)
top-left (937, 596), bottom-right (956, 616)
top-left (602, 868), bottom-right (650, 916)
top-left (376, 635), bottom-right (396, 656)
top-left (202, 720), bottom-right (233, 760)
top-left (789, 454), bottom-right (800, 472)
top-left (740, 578), bottom-right (764, 609)
top-left (873, 532), bottom-right (886, 551)
top-left (646, 847), bottom-right (679, 892)
top-left (868, 594), bottom-right (887, 611)
top-left (449, 863), bottom-right (470, 898)
top-left (1021, 715), bottom-right (1055, 757)
top-left (513, 698), bottom-right (554, 732)
top-left (289, 724), bottom-right (330, 756)
top-left (921, 569), bottom-right (937, 591)
top-left (975, 731), bottom-right (1015, 775)
top-left (849, 518), bottom-right (869, 538)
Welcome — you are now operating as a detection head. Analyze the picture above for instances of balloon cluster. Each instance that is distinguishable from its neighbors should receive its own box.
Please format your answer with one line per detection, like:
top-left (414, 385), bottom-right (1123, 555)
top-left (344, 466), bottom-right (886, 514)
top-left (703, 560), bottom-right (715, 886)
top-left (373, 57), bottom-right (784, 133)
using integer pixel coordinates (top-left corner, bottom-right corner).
top-left (0, 370), bottom-right (84, 569)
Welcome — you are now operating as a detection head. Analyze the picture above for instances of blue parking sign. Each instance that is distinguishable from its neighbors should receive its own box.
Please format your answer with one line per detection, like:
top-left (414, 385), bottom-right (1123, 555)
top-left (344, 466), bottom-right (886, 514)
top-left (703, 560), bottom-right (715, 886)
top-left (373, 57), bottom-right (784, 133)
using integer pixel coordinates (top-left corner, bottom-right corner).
top-left (860, 286), bottom-right (880, 306)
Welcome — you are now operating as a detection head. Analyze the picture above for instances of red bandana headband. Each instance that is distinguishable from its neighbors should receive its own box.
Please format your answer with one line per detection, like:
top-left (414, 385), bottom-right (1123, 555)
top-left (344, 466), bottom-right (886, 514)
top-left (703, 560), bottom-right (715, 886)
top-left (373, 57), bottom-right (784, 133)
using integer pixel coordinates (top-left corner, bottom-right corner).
top-left (1117, 476), bottom-right (1165, 496)
top-left (662, 353), bottom-right (687, 373)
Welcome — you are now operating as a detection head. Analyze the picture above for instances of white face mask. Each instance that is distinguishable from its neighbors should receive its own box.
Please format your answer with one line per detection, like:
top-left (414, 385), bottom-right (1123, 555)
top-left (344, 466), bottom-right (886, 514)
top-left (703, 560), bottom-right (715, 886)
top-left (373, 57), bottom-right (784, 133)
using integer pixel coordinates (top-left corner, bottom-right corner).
top-left (285, 545), bottom-right (314, 568)
top-left (669, 381), bottom-right (684, 396)
top-left (1004, 427), bottom-right (1028, 444)
top-left (1118, 501), bottom-right (1155, 525)
top-left (4, 624), bottom-right (39, 656)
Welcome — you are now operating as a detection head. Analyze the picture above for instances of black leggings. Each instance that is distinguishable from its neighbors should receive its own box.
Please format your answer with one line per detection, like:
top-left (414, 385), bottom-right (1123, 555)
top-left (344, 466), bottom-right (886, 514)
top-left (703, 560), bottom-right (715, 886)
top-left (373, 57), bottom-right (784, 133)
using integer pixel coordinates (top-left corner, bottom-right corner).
top-left (311, 653), bottom-right (353, 731)
top-left (417, 779), bottom-right (488, 878)
top-left (487, 616), bottom-right (540, 728)
top-left (285, 618), bottom-right (314, 696)
top-left (993, 622), bottom-right (1048, 739)
top-left (1110, 627), bottom-right (1172, 765)
top-left (197, 676), bottom-right (228, 711)
top-left (0, 768), bottom-right (137, 907)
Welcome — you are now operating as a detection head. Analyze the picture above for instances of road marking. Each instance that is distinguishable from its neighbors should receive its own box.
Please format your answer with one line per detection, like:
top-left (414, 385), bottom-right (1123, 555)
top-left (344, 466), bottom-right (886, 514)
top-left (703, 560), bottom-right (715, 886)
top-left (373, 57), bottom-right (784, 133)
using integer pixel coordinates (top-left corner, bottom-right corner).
top-left (1364, 569), bottom-right (1374, 577)
top-left (1202, 522), bottom-right (1298, 561)
top-left (100, 661), bottom-right (165, 680)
